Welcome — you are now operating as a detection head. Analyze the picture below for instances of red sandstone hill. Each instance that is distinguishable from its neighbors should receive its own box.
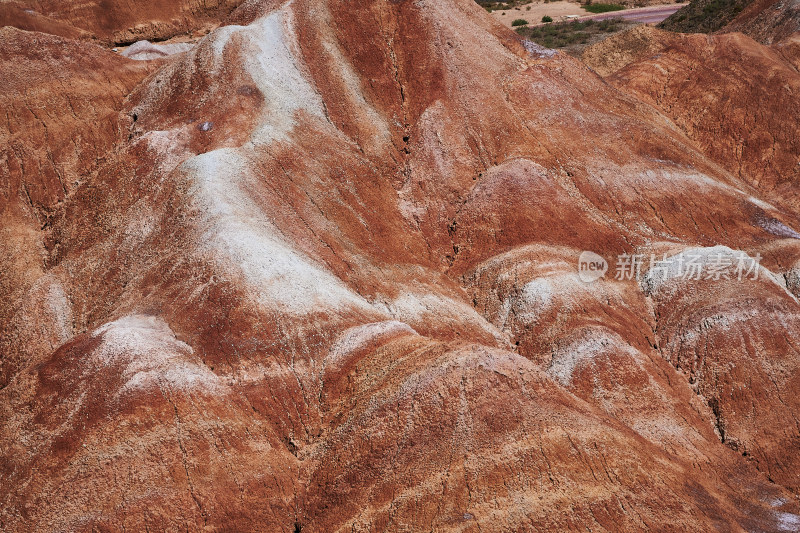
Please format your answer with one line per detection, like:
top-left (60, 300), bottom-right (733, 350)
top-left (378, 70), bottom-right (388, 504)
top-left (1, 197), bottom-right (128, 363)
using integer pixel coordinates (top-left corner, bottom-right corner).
top-left (658, 0), bottom-right (800, 44)
top-left (725, 0), bottom-right (800, 43)
top-left (2, 0), bottom-right (800, 530)
top-left (0, 0), bottom-right (245, 44)
top-left (583, 26), bottom-right (800, 194)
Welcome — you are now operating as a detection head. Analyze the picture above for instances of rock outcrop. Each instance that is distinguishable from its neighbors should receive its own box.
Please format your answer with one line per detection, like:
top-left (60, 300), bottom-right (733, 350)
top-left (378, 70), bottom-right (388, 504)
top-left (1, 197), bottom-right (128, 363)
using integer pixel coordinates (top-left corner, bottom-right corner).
top-left (584, 21), bottom-right (800, 498)
top-left (583, 26), bottom-right (800, 206)
top-left (660, 0), bottom-right (800, 44)
top-left (0, 26), bottom-right (156, 386)
top-left (3, 0), bottom-right (800, 530)
top-left (1, 0), bottom-right (245, 44)
top-left (725, 0), bottom-right (800, 43)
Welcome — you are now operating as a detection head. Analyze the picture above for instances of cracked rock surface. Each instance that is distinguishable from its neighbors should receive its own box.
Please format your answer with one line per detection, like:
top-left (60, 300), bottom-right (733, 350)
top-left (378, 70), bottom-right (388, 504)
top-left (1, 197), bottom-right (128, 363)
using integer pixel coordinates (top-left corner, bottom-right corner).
top-left (2, 0), bottom-right (800, 531)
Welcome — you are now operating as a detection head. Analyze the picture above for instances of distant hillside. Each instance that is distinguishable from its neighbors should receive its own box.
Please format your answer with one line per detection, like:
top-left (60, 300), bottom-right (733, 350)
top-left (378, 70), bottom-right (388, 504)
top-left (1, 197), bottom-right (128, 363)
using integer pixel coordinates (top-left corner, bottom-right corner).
top-left (725, 0), bottom-right (800, 44)
top-left (658, 0), bottom-right (753, 33)
top-left (660, 0), bottom-right (800, 42)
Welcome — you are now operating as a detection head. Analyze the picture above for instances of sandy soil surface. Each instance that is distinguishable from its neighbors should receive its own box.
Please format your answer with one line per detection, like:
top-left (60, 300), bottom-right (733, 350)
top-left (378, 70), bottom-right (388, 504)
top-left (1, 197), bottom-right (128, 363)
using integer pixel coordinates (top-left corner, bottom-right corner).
top-left (491, 1), bottom-right (585, 27)
top-left (490, 1), bottom-right (685, 28)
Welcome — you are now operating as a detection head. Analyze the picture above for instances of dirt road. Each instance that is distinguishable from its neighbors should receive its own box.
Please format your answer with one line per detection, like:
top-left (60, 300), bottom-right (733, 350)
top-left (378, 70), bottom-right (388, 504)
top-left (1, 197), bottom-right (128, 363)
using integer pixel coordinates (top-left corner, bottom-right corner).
top-left (586, 4), bottom-right (686, 23)
top-left (492, 2), bottom-right (687, 28)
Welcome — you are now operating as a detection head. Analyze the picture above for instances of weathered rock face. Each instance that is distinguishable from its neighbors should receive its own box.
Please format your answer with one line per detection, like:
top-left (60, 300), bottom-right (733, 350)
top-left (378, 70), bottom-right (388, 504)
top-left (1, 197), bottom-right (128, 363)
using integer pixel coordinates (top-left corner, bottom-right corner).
top-left (1, 0), bottom-right (244, 44)
top-left (3, 0), bottom-right (800, 530)
top-left (724, 0), bottom-right (800, 44)
top-left (643, 247), bottom-right (800, 493)
top-left (659, 0), bottom-right (800, 44)
top-left (0, 27), bottom-right (156, 387)
top-left (0, 2), bottom-right (90, 40)
top-left (583, 27), bottom-right (800, 197)
top-left (583, 24), bottom-right (800, 494)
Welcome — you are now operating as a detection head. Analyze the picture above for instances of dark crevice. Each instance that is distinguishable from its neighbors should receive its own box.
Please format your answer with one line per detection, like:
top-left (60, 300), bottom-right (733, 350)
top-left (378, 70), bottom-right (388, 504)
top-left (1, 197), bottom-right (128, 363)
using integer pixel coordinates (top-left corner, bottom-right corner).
top-left (708, 396), bottom-right (726, 443)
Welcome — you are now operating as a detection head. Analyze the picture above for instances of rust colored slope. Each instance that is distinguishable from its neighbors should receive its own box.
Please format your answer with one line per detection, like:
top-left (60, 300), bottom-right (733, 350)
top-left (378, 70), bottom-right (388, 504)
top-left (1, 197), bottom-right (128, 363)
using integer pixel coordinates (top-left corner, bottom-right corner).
top-left (583, 24), bottom-right (800, 496)
top-left (584, 27), bottom-right (800, 196)
top-left (0, 27), bottom-right (155, 388)
top-left (724, 0), bottom-right (800, 44)
top-left (2, 0), bottom-right (245, 44)
top-left (0, 2), bottom-right (90, 40)
top-left (2, 0), bottom-right (800, 530)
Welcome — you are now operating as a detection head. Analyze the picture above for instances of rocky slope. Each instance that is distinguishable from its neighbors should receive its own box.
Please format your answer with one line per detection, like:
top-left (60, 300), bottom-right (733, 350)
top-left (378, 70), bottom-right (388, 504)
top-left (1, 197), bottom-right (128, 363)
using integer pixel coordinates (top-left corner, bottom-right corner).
top-left (659, 0), bottom-right (800, 43)
top-left (583, 19), bottom-right (800, 497)
top-left (583, 26), bottom-right (800, 207)
top-left (725, 0), bottom-right (800, 43)
top-left (658, 0), bottom-right (753, 34)
top-left (0, 0), bottom-right (244, 44)
top-left (2, 0), bottom-right (800, 530)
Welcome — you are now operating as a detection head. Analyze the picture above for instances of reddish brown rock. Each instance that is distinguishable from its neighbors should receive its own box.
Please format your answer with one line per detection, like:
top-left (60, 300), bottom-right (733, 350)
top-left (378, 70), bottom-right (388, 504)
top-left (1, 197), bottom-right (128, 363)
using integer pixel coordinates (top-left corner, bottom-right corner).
top-left (583, 27), bottom-right (800, 199)
top-left (2, 0), bottom-right (245, 44)
top-left (3, 0), bottom-right (800, 530)
top-left (642, 247), bottom-right (800, 493)
top-left (1, 315), bottom-right (299, 531)
top-left (582, 24), bottom-right (800, 497)
top-left (0, 2), bottom-right (89, 40)
top-left (725, 0), bottom-right (800, 44)
top-left (0, 27), bottom-right (155, 388)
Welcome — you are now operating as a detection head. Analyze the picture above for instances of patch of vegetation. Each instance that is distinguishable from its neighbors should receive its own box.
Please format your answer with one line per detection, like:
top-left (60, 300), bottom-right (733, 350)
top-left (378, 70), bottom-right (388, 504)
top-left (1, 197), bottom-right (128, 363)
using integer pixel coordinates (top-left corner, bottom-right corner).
top-left (581, 3), bottom-right (625, 13)
top-left (512, 18), bottom-right (530, 26)
top-left (659, 0), bottom-right (752, 33)
top-left (478, 0), bottom-right (534, 11)
top-left (542, 15), bottom-right (553, 22)
top-left (517, 18), bottom-right (627, 50)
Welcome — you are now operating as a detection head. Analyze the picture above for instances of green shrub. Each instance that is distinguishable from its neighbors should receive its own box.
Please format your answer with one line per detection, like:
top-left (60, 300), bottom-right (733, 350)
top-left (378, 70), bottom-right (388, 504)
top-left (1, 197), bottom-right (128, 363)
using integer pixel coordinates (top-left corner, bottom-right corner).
top-left (518, 16), bottom-right (625, 49)
top-left (581, 3), bottom-right (624, 12)
top-left (541, 15), bottom-right (553, 22)
top-left (512, 18), bottom-right (529, 25)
